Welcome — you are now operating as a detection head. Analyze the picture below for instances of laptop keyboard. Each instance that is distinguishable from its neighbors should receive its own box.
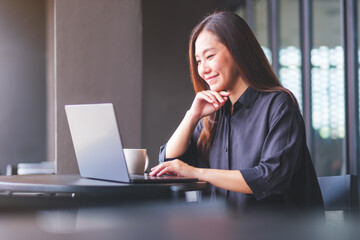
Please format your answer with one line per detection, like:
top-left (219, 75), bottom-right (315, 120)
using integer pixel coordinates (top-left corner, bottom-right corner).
top-left (130, 173), bottom-right (198, 183)
top-left (130, 174), bottom-right (148, 179)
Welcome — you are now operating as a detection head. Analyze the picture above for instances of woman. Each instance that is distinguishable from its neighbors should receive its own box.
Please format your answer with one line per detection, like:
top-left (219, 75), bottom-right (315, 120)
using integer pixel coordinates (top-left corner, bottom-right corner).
top-left (150, 11), bottom-right (323, 211)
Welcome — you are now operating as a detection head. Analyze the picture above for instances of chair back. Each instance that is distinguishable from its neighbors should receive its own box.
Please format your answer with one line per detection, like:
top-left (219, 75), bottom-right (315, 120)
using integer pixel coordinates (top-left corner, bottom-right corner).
top-left (317, 175), bottom-right (359, 211)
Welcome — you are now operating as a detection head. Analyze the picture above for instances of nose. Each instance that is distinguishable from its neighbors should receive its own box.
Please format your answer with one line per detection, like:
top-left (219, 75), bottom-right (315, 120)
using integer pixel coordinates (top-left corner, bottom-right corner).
top-left (198, 61), bottom-right (211, 78)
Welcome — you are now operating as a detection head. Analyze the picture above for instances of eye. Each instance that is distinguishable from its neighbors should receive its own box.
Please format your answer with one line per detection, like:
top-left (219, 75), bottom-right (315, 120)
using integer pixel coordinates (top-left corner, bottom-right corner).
top-left (196, 59), bottom-right (201, 65)
top-left (207, 54), bottom-right (214, 60)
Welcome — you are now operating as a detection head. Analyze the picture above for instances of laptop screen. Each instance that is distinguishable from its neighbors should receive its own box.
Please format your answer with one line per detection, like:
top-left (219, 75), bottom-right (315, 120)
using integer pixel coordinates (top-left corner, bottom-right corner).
top-left (65, 103), bottom-right (131, 182)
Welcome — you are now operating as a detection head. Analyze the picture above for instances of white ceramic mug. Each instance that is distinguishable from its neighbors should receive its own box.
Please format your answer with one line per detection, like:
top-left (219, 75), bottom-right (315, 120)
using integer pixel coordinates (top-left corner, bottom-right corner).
top-left (123, 148), bottom-right (149, 174)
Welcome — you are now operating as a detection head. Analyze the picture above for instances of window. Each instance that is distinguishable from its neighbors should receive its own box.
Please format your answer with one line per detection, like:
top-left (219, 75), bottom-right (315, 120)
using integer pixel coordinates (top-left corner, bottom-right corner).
top-left (311, 0), bottom-right (345, 176)
top-left (279, 0), bottom-right (302, 111)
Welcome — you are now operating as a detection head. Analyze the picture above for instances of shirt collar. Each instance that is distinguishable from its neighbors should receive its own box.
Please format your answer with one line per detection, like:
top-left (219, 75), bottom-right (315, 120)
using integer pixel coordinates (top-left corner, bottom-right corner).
top-left (235, 86), bottom-right (259, 109)
top-left (223, 87), bottom-right (259, 115)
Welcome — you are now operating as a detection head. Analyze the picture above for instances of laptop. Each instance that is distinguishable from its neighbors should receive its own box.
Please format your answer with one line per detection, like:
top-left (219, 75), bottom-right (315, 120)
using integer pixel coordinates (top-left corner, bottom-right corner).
top-left (65, 103), bottom-right (198, 183)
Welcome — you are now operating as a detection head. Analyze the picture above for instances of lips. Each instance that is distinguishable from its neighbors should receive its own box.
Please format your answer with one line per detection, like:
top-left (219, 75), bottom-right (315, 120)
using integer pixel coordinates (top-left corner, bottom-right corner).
top-left (205, 74), bottom-right (218, 83)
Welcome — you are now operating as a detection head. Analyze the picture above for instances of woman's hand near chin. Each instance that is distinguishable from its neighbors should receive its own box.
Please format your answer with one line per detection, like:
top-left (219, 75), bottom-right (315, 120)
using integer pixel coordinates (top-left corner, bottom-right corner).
top-left (163, 90), bottom-right (229, 160)
top-left (188, 90), bottom-right (230, 120)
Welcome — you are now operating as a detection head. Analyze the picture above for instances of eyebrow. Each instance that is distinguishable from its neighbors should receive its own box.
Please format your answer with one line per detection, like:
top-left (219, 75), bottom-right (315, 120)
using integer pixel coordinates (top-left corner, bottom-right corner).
top-left (195, 47), bottom-right (215, 58)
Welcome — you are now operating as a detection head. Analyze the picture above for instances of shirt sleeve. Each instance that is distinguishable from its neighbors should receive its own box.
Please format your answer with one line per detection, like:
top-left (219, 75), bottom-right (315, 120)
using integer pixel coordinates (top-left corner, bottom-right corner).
top-left (240, 95), bottom-right (304, 200)
top-left (158, 120), bottom-right (203, 167)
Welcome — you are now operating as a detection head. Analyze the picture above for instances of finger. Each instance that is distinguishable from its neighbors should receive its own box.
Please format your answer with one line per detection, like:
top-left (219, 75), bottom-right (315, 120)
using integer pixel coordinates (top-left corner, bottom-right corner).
top-left (150, 168), bottom-right (162, 176)
top-left (157, 167), bottom-right (171, 177)
top-left (213, 101), bottom-right (225, 109)
top-left (149, 163), bottom-right (165, 176)
top-left (197, 92), bottom-right (216, 104)
top-left (203, 91), bottom-right (219, 102)
top-left (202, 91), bottom-right (219, 107)
top-left (149, 169), bottom-right (157, 176)
top-left (219, 91), bottom-right (231, 96)
top-left (150, 163), bottom-right (161, 171)
top-left (204, 92), bottom-right (228, 110)
top-left (151, 165), bottom-right (160, 171)
top-left (208, 91), bottom-right (226, 103)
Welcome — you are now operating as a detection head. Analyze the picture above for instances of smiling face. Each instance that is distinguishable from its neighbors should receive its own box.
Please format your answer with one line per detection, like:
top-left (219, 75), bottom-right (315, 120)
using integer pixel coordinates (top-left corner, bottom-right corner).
top-left (195, 30), bottom-right (242, 92)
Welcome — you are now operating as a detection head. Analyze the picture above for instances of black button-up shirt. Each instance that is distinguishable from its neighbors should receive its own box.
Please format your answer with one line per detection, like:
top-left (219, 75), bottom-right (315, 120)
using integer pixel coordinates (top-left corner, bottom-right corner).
top-left (159, 87), bottom-right (324, 212)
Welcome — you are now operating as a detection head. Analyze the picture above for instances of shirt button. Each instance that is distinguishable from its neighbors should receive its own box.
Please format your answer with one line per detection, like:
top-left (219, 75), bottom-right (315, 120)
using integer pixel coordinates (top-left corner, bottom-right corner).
top-left (224, 147), bottom-right (228, 152)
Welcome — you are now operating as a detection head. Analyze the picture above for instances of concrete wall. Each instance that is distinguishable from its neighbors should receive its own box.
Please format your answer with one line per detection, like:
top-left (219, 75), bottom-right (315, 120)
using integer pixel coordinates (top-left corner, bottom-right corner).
top-left (55, 0), bottom-right (142, 174)
top-left (142, 0), bottom-right (218, 167)
top-left (0, 0), bottom-right (47, 173)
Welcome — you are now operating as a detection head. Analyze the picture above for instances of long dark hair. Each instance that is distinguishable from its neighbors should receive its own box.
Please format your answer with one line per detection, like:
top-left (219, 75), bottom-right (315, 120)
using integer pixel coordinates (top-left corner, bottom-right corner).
top-left (188, 11), bottom-right (298, 164)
